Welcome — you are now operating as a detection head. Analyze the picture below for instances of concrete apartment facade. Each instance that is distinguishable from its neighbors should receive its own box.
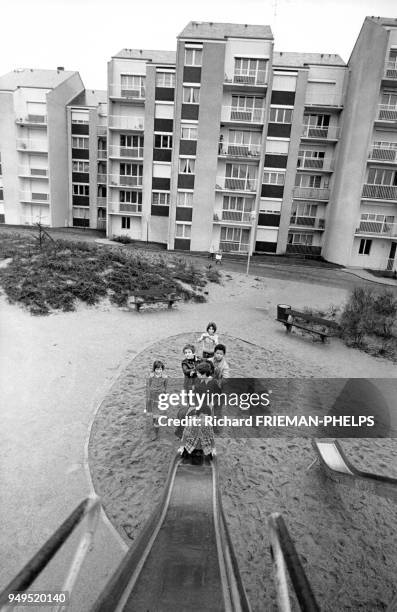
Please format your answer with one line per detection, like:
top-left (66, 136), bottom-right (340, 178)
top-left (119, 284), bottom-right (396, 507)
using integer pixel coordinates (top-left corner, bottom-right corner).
top-left (0, 17), bottom-right (396, 272)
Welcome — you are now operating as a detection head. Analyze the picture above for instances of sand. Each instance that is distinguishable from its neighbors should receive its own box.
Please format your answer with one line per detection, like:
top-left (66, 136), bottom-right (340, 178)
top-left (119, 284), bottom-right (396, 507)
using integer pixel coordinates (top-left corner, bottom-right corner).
top-left (1, 268), bottom-right (397, 611)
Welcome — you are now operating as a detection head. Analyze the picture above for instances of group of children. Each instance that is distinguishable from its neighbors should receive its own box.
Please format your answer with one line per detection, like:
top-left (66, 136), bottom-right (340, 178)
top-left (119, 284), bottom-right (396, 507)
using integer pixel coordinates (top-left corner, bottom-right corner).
top-left (146, 322), bottom-right (230, 462)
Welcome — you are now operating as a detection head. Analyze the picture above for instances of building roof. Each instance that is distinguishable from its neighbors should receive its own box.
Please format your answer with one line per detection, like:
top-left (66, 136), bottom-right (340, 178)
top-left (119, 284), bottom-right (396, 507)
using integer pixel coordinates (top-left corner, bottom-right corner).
top-left (69, 89), bottom-right (107, 107)
top-left (113, 49), bottom-right (176, 65)
top-left (178, 21), bottom-right (273, 40)
top-left (273, 51), bottom-right (346, 68)
top-left (0, 68), bottom-right (78, 91)
top-left (366, 16), bottom-right (397, 28)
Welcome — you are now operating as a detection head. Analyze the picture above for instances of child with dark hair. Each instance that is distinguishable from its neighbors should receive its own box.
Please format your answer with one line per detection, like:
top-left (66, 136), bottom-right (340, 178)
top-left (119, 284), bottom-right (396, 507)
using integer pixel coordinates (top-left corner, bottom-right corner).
top-left (209, 344), bottom-right (230, 389)
top-left (198, 322), bottom-right (219, 359)
top-left (146, 360), bottom-right (167, 441)
top-left (181, 344), bottom-right (200, 391)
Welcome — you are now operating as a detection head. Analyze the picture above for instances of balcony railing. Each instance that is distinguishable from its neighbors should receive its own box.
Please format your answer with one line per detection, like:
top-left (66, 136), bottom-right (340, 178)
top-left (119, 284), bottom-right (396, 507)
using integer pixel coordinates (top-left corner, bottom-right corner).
top-left (97, 125), bottom-right (107, 136)
top-left (109, 84), bottom-right (145, 100)
top-left (19, 191), bottom-right (49, 203)
top-left (97, 218), bottom-right (106, 230)
top-left (108, 174), bottom-right (143, 188)
top-left (220, 240), bottom-right (250, 253)
top-left (362, 184), bottom-right (397, 200)
top-left (368, 147), bottom-right (397, 163)
top-left (97, 149), bottom-right (107, 160)
top-left (97, 196), bottom-right (107, 206)
top-left (224, 69), bottom-right (268, 86)
top-left (384, 61), bottom-right (397, 79)
top-left (18, 167), bottom-right (48, 178)
top-left (305, 93), bottom-right (343, 108)
top-left (216, 175), bottom-right (258, 192)
top-left (293, 186), bottom-right (330, 200)
top-left (214, 210), bottom-right (253, 223)
top-left (108, 115), bottom-right (144, 131)
top-left (297, 156), bottom-right (334, 171)
top-left (301, 126), bottom-right (340, 140)
top-left (108, 145), bottom-right (144, 159)
top-left (17, 139), bottom-right (48, 152)
top-left (355, 220), bottom-right (397, 238)
top-left (290, 216), bottom-right (325, 229)
top-left (377, 104), bottom-right (397, 122)
top-left (221, 106), bottom-right (265, 124)
top-left (97, 173), bottom-right (107, 184)
top-left (119, 202), bottom-right (142, 214)
top-left (218, 142), bottom-right (261, 158)
top-left (16, 114), bottom-right (47, 125)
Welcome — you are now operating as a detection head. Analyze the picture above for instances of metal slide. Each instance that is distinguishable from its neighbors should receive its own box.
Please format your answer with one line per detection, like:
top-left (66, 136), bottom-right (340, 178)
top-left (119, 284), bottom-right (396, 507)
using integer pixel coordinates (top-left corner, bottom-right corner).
top-left (312, 439), bottom-right (397, 502)
top-left (92, 454), bottom-right (251, 612)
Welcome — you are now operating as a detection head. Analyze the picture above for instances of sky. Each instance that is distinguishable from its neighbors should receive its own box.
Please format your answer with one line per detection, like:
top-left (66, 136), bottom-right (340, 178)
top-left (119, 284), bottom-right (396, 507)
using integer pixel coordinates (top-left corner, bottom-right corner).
top-left (2, 0), bottom-right (396, 90)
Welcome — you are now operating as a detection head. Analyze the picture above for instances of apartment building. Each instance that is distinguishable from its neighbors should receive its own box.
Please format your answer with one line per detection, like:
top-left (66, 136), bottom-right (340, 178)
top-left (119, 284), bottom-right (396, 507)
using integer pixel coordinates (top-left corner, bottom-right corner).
top-left (0, 68), bottom-right (84, 226)
top-left (66, 89), bottom-right (107, 230)
top-left (323, 17), bottom-right (397, 272)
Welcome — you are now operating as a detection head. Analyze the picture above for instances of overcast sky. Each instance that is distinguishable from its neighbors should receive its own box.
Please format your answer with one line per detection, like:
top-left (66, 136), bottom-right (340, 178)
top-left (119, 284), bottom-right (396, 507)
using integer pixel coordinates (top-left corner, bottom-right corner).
top-left (2, 0), bottom-right (396, 90)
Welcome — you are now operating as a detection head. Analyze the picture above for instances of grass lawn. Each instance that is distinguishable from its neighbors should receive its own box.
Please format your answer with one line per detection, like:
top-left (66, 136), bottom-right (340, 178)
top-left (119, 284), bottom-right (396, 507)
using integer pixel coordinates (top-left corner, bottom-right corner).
top-left (0, 232), bottom-right (220, 315)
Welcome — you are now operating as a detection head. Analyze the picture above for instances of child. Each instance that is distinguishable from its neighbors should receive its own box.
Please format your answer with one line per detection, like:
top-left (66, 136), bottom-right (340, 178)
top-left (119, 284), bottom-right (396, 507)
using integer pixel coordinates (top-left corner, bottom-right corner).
top-left (209, 344), bottom-right (230, 390)
top-left (215, 249), bottom-right (223, 265)
top-left (198, 322), bottom-right (219, 359)
top-left (146, 360), bottom-right (167, 441)
top-left (181, 344), bottom-right (200, 391)
top-left (178, 362), bottom-right (216, 462)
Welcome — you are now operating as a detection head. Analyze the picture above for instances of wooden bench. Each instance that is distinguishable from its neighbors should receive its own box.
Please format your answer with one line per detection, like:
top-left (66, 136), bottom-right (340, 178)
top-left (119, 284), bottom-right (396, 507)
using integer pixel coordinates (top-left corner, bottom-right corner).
top-left (277, 308), bottom-right (340, 343)
top-left (128, 290), bottom-right (181, 312)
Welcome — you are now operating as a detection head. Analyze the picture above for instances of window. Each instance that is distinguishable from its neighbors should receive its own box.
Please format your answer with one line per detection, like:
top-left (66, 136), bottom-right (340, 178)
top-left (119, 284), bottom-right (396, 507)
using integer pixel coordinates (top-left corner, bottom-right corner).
top-left (156, 72), bottom-right (175, 87)
top-left (72, 137), bottom-right (89, 149)
top-left (361, 213), bottom-right (394, 223)
top-left (71, 110), bottom-right (89, 124)
top-left (304, 114), bottom-right (330, 128)
top-left (263, 171), bottom-right (285, 185)
top-left (288, 233), bottom-right (313, 246)
top-left (232, 95), bottom-right (264, 111)
top-left (179, 158), bottom-right (195, 174)
top-left (184, 47), bottom-right (202, 66)
top-left (229, 130), bottom-right (261, 146)
top-left (297, 150), bottom-right (325, 168)
top-left (120, 163), bottom-right (143, 177)
top-left (291, 203), bottom-right (317, 217)
top-left (120, 135), bottom-right (143, 148)
top-left (222, 196), bottom-right (253, 212)
top-left (181, 126), bottom-right (198, 140)
top-left (220, 226), bottom-right (250, 245)
top-left (73, 184), bottom-right (89, 196)
top-left (177, 191), bottom-right (193, 207)
top-left (269, 107), bottom-right (293, 123)
top-left (121, 217), bottom-right (131, 229)
top-left (152, 192), bottom-right (170, 206)
top-left (295, 174), bottom-right (324, 188)
top-left (72, 160), bottom-right (89, 172)
top-left (226, 163), bottom-right (257, 180)
top-left (120, 75), bottom-right (145, 98)
top-left (183, 86), bottom-right (200, 104)
top-left (120, 190), bottom-right (142, 204)
top-left (175, 223), bottom-right (192, 238)
top-left (154, 134), bottom-right (173, 149)
top-left (381, 91), bottom-right (397, 107)
top-left (234, 58), bottom-right (267, 83)
top-left (359, 239), bottom-right (372, 255)
top-left (367, 168), bottom-right (397, 186)
top-left (0, 188), bottom-right (3, 200)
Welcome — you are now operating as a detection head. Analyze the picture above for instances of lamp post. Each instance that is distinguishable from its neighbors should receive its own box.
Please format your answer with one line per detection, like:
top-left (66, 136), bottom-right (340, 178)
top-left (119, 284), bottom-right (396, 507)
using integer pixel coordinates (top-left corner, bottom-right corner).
top-left (246, 211), bottom-right (257, 275)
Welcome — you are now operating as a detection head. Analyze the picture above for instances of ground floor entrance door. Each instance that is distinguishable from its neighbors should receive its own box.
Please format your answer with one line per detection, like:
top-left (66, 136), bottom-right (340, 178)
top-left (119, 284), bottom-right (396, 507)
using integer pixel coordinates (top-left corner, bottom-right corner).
top-left (386, 241), bottom-right (396, 271)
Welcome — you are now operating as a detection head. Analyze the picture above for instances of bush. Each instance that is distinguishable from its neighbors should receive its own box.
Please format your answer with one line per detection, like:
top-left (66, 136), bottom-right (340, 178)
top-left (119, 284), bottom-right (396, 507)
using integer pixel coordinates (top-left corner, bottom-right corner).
top-left (340, 287), bottom-right (397, 345)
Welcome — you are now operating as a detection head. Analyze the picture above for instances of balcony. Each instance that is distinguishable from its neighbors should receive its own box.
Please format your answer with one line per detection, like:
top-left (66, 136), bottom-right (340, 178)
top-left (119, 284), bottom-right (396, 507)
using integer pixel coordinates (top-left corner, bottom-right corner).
top-left (108, 174), bottom-right (143, 188)
top-left (215, 175), bottom-right (258, 192)
top-left (293, 186), bottom-right (330, 200)
top-left (220, 240), bottom-right (250, 253)
top-left (362, 184), bottom-right (397, 200)
top-left (377, 104), bottom-right (397, 122)
top-left (18, 167), bottom-right (48, 178)
top-left (109, 84), bottom-right (145, 101)
top-left (16, 114), bottom-right (47, 126)
top-left (304, 93), bottom-right (343, 109)
top-left (19, 191), bottom-right (49, 204)
top-left (97, 196), bottom-right (107, 207)
top-left (290, 216), bottom-right (325, 229)
top-left (109, 201), bottom-right (142, 215)
top-left (368, 146), bottom-right (397, 163)
top-left (97, 125), bottom-right (107, 136)
top-left (17, 139), bottom-right (48, 153)
top-left (297, 156), bottom-right (334, 171)
top-left (214, 210), bottom-right (253, 224)
top-left (301, 126), bottom-right (340, 141)
top-left (218, 141), bottom-right (261, 159)
top-left (224, 69), bottom-right (268, 88)
top-left (221, 106), bottom-right (265, 125)
top-left (108, 145), bottom-right (144, 159)
top-left (97, 149), bottom-right (107, 160)
top-left (355, 220), bottom-right (397, 238)
top-left (97, 173), bottom-right (107, 184)
top-left (108, 115), bottom-right (144, 131)
top-left (384, 61), bottom-right (397, 80)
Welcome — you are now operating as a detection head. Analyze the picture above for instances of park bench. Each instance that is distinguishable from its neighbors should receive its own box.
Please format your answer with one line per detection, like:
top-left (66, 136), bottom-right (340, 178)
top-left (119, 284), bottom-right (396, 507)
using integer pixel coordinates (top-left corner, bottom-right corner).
top-left (276, 305), bottom-right (340, 343)
top-left (128, 289), bottom-right (181, 312)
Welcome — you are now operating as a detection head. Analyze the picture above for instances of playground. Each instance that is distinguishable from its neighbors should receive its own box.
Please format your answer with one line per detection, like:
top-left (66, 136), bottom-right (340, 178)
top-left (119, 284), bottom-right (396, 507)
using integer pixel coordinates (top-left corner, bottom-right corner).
top-left (0, 265), bottom-right (397, 610)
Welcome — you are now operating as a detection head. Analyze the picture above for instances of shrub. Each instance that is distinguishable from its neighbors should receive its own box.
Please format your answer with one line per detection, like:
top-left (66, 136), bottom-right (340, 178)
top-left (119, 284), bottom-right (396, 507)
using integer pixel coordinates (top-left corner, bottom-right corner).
top-left (340, 287), bottom-right (397, 345)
